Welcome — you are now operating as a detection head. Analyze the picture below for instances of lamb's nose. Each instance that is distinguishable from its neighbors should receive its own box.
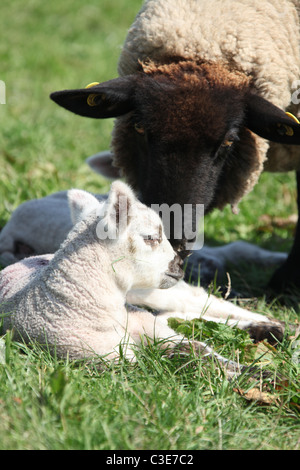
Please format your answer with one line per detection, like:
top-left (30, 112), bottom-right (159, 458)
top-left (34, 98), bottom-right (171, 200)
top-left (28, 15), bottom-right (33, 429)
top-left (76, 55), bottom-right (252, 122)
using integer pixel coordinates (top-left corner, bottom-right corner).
top-left (170, 240), bottom-right (192, 261)
top-left (167, 253), bottom-right (184, 280)
top-left (177, 249), bottom-right (192, 261)
top-left (174, 253), bottom-right (184, 267)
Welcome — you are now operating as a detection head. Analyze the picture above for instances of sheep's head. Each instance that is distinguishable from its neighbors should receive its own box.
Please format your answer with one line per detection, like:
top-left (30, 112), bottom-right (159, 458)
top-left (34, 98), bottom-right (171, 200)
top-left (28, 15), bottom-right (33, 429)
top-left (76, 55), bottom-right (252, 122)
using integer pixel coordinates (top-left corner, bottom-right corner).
top-left (51, 59), bottom-right (300, 254)
top-left (68, 182), bottom-right (183, 291)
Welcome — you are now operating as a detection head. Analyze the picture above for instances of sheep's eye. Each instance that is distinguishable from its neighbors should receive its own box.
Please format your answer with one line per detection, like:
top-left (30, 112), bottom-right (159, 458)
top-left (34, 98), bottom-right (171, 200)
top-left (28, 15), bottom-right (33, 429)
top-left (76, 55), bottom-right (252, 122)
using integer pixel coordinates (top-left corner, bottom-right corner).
top-left (143, 235), bottom-right (161, 246)
top-left (221, 130), bottom-right (239, 148)
top-left (221, 139), bottom-right (234, 148)
top-left (134, 123), bottom-right (145, 135)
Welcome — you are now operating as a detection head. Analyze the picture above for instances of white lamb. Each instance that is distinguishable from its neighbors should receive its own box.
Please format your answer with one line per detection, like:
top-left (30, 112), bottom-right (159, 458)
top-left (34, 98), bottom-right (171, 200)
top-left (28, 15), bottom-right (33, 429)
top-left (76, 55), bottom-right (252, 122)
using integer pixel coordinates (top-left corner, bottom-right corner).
top-left (2, 186), bottom-right (278, 380)
top-left (0, 183), bottom-right (285, 348)
top-left (0, 181), bottom-right (255, 376)
top-left (0, 181), bottom-right (194, 361)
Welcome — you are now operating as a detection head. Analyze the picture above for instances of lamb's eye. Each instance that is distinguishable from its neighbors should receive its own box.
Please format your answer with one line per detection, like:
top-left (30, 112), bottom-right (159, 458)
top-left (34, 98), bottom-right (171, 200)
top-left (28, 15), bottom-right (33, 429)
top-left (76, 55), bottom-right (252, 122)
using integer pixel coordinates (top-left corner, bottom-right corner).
top-left (134, 123), bottom-right (145, 135)
top-left (143, 235), bottom-right (161, 246)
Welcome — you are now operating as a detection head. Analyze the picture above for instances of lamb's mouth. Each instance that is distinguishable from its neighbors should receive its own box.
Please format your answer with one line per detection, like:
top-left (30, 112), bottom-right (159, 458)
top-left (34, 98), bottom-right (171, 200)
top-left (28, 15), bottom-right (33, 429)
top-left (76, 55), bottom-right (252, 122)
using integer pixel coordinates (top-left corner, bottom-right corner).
top-left (165, 271), bottom-right (184, 281)
top-left (159, 269), bottom-right (184, 289)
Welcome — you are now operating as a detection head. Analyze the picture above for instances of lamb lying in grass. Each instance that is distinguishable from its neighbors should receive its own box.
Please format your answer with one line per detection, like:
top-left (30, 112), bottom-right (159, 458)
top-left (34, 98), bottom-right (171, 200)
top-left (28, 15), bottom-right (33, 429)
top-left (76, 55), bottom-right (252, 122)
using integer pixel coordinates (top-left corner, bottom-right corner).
top-left (2, 183), bottom-right (272, 378)
top-left (0, 181), bottom-right (253, 376)
top-left (1, 185), bottom-right (280, 380)
top-left (0, 181), bottom-right (286, 347)
top-left (0, 181), bottom-right (195, 361)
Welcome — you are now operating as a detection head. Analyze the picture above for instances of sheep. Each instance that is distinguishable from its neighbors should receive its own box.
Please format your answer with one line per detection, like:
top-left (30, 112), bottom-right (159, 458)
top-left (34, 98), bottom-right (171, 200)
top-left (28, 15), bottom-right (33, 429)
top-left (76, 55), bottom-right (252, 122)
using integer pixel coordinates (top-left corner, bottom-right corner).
top-left (0, 184), bottom-right (285, 346)
top-left (0, 190), bottom-right (107, 267)
top-left (0, 181), bottom-right (190, 362)
top-left (50, 0), bottom-right (300, 293)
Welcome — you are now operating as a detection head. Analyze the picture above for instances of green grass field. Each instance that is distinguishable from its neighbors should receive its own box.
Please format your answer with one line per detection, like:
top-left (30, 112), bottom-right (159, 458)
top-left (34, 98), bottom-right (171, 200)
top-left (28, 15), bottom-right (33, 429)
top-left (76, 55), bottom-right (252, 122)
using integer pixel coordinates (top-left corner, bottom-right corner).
top-left (0, 0), bottom-right (299, 450)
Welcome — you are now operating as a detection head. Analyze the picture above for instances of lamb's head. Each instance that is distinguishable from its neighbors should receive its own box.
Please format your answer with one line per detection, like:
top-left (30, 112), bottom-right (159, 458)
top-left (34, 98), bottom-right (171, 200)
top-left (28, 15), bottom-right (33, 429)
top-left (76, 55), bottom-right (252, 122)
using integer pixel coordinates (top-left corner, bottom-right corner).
top-left (68, 182), bottom-right (183, 291)
top-left (51, 59), bottom-right (300, 254)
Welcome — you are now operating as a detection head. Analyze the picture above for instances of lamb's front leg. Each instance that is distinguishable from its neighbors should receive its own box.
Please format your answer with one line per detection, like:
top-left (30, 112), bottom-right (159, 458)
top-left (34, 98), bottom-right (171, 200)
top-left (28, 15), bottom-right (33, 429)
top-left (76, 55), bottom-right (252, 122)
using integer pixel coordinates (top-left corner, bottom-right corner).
top-left (127, 281), bottom-right (284, 343)
top-left (126, 305), bottom-right (242, 379)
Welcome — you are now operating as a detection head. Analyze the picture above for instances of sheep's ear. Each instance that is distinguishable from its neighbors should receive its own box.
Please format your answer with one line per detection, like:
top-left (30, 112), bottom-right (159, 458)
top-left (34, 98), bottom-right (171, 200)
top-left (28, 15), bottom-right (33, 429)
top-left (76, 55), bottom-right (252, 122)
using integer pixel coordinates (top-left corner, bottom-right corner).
top-left (86, 151), bottom-right (121, 180)
top-left (245, 93), bottom-right (300, 144)
top-left (103, 181), bottom-right (136, 237)
top-left (68, 189), bottom-right (101, 225)
top-left (50, 76), bottom-right (137, 118)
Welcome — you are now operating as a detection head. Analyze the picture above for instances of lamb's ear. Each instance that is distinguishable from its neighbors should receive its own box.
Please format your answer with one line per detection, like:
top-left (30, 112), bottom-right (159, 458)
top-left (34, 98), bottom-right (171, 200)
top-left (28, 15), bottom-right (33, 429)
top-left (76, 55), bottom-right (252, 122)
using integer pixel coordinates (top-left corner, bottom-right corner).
top-left (104, 181), bottom-right (137, 236)
top-left (86, 151), bottom-right (121, 180)
top-left (50, 76), bottom-right (137, 118)
top-left (68, 189), bottom-right (101, 225)
top-left (245, 93), bottom-right (300, 144)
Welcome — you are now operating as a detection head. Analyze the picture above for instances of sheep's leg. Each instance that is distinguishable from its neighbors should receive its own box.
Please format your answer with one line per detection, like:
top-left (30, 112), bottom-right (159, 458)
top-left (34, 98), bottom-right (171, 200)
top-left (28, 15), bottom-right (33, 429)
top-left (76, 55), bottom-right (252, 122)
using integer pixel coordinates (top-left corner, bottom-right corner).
top-left (192, 241), bottom-right (287, 268)
top-left (184, 241), bottom-right (287, 288)
top-left (127, 281), bottom-right (284, 343)
top-left (268, 170), bottom-right (300, 294)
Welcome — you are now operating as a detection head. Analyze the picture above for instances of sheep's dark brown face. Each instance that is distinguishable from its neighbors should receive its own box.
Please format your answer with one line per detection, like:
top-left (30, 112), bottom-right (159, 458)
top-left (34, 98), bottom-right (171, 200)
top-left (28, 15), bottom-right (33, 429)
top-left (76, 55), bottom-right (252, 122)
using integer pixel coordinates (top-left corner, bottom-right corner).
top-left (50, 59), bottom-right (300, 252)
top-left (112, 63), bottom-right (248, 250)
top-left (131, 78), bottom-right (243, 206)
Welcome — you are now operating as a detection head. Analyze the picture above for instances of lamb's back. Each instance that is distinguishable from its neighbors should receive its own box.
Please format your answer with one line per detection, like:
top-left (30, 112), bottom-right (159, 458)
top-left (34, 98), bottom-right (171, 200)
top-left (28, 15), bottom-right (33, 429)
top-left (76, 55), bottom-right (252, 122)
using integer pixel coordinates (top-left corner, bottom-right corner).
top-left (0, 255), bottom-right (53, 300)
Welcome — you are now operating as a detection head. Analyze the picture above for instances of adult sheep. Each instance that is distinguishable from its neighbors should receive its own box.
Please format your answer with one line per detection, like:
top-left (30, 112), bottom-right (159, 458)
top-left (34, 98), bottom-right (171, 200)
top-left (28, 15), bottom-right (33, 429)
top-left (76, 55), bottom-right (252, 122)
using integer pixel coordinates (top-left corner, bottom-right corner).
top-left (50, 0), bottom-right (300, 292)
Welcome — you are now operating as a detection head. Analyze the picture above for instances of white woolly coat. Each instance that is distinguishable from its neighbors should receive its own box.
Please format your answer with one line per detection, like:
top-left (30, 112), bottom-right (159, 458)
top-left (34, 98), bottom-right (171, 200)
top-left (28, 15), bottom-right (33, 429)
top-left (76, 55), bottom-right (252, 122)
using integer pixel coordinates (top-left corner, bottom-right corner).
top-left (118, 0), bottom-right (300, 200)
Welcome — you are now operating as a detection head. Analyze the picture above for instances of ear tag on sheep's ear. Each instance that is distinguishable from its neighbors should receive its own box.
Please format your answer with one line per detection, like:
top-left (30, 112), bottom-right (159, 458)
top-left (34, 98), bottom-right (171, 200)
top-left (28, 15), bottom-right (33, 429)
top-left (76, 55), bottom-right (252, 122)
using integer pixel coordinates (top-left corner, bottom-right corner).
top-left (85, 82), bottom-right (100, 107)
top-left (285, 112), bottom-right (300, 124)
top-left (277, 112), bottom-right (300, 137)
top-left (86, 82), bottom-right (100, 88)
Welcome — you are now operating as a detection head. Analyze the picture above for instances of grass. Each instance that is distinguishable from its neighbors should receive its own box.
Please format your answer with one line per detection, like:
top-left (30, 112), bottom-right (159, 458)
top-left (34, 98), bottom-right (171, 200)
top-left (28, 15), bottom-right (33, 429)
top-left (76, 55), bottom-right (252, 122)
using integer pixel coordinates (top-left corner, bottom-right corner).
top-left (0, 0), bottom-right (299, 451)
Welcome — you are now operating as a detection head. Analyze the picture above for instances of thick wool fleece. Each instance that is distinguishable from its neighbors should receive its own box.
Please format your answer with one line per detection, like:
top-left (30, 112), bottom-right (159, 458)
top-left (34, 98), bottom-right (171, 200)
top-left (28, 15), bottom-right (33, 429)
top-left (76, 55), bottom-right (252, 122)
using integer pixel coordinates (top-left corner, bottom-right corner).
top-left (0, 218), bottom-right (115, 360)
top-left (117, 0), bottom-right (300, 207)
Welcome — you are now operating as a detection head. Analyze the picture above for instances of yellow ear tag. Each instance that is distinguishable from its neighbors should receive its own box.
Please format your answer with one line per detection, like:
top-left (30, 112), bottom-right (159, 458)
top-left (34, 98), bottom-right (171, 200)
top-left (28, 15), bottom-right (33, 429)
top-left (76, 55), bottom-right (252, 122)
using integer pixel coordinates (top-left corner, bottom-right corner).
top-left (283, 125), bottom-right (294, 136)
top-left (85, 82), bottom-right (100, 89)
top-left (85, 82), bottom-right (100, 107)
top-left (285, 112), bottom-right (300, 124)
top-left (278, 112), bottom-right (300, 136)
top-left (87, 94), bottom-right (99, 107)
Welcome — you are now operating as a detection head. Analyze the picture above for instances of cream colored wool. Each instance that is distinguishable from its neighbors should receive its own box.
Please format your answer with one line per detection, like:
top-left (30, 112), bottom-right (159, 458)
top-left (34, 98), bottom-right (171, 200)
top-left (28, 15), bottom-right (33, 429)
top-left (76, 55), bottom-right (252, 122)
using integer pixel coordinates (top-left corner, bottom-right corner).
top-left (0, 183), bottom-right (183, 360)
top-left (117, 0), bottom-right (300, 205)
top-left (0, 186), bottom-right (285, 360)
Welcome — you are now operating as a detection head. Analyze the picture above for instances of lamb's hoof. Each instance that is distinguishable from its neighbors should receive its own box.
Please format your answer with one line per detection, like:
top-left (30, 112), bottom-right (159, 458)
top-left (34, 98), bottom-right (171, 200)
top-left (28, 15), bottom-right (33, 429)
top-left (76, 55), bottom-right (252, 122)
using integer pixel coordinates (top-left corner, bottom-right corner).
top-left (246, 322), bottom-right (285, 345)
